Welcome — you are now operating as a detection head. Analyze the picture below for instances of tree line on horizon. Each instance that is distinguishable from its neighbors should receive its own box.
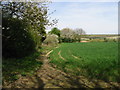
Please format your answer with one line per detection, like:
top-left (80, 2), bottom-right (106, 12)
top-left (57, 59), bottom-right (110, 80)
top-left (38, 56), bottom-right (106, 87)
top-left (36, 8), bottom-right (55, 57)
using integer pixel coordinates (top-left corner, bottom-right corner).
top-left (47, 27), bottom-right (86, 43)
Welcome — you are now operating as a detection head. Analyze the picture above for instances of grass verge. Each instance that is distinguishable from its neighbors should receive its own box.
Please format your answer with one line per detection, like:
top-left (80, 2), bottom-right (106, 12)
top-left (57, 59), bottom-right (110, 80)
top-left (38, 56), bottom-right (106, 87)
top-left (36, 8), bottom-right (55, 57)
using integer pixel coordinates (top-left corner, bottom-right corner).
top-left (2, 51), bottom-right (43, 82)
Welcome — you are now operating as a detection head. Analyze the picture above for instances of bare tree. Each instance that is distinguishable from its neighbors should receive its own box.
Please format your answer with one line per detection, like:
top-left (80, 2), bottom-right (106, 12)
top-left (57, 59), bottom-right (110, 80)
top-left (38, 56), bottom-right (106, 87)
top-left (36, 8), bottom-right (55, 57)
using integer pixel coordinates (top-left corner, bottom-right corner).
top-left (74, 28), bottom-right (86, 35)
top-left (60, 28), bottom-right (75, 39)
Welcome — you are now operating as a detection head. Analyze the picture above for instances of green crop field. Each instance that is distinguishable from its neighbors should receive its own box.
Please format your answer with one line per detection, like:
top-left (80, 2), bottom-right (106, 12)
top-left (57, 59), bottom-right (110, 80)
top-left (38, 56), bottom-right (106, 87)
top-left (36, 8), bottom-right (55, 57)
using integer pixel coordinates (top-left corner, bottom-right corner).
top-left (50, 42), bottom-right (119, 82)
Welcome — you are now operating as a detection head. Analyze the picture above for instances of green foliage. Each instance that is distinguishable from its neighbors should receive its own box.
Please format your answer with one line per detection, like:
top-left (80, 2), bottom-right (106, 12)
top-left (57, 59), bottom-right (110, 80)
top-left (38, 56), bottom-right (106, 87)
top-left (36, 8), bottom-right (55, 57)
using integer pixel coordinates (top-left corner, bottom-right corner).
top-left (49, 27), bottom-right (60, 37)
top-left (2, 17), bottom-right (39, 58)
top-left (60, 37), bottom-right (81, 43)
top-left (89, 38), bottom-right (118, 42)
top-left (89, 39), bottom-right (105, 42)
top-left (1, 2), bottom-right (57, 58)
top-left (50, 42), bottom-right (119, 82)
top-left (105, 38), bottom-right (118, 42)
top-left (2, 51), bottom-right (43, 82)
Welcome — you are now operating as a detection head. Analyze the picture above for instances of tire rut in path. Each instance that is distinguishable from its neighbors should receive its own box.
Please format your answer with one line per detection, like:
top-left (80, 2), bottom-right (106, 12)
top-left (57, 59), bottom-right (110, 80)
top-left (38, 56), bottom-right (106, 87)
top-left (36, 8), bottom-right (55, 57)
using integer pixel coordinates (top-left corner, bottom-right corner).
top-left (36, 50), bottom-right (120, 88)
top-left (36, 50), bottom-right (90, 88)
top-left (3, 50), bottom-right (120, 88)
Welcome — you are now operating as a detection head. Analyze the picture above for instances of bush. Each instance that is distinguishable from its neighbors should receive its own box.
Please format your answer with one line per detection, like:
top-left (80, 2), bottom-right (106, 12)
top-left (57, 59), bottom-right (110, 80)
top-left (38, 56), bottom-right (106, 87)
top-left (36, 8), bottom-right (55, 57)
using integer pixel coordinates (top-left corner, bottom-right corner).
top-left (60, 37), bottom-right (80, 43)
top-left (89, 39), bottom-right (105, 42)
top-left (2, 17), bottom-right (41, 58)
top-left (43, 34), bottom-right (59, 45)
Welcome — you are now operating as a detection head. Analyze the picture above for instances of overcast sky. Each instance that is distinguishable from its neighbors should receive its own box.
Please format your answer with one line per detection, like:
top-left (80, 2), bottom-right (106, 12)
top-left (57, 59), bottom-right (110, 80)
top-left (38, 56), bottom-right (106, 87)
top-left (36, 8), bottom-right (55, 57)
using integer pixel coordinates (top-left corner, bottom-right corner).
top-left (47, 1), bottom-right (118, 34)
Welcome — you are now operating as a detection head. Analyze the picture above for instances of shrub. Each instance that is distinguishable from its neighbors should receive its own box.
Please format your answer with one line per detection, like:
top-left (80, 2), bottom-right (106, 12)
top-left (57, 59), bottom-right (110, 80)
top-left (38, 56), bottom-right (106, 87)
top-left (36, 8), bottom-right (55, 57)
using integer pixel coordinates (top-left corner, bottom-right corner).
top-left (2, 17), bottom-right (41, 58)
top-left (89, 39), bottom-right (104, 42)
top-left (43, 34), bottom-right (59, 45)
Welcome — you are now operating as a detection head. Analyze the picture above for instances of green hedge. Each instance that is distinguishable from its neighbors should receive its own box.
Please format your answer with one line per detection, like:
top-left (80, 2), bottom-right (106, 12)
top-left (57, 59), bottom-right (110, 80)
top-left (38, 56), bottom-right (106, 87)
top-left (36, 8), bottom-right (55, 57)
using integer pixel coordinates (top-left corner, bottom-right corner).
top-left (2, 17), bottom-right (41, 58)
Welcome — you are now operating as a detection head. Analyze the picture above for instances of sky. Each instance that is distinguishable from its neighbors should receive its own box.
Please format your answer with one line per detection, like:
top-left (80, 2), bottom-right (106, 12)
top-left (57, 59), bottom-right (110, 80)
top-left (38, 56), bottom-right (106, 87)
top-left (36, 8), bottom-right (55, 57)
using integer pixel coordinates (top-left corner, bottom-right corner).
top-left (46, 1), bottom-right (118, 34)
top-left (51, 0), bottom-right (119, 2)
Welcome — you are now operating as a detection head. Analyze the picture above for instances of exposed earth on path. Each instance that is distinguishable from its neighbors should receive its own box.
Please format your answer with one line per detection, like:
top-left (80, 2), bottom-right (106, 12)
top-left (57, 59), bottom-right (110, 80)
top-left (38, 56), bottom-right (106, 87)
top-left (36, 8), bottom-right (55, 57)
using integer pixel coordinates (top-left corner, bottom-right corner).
top-left (3, 49), bottom-right (120, 89)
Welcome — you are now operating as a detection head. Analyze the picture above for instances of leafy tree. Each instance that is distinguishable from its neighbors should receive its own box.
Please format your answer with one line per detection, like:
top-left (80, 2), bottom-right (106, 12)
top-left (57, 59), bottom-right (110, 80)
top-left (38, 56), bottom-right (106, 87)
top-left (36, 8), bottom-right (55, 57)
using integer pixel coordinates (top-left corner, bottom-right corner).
top-left (48, 27), bottom-right (60, 37)
top-left (1, 1), bottom-right (57, 58)
top-left (1, 1), bottom-right (58, 41)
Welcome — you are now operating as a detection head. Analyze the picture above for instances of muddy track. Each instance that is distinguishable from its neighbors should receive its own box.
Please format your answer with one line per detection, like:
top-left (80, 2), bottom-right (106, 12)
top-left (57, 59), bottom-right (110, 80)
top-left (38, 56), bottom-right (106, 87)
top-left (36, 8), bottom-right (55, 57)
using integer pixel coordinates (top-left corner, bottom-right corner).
top-left (3, 50), bottom-right (120, 89)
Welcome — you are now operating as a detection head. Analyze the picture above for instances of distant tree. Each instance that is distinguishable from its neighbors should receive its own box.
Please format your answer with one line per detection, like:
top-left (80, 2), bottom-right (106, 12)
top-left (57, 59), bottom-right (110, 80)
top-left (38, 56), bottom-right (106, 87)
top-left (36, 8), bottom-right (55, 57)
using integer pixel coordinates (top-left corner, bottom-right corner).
top-left (60, 28), bottom-right (86, 43)
top-left (73, 28), bottom-right (86, 42)
top-left (49, 27), bottom-right (60, 37)
top-left (74, 28), bottom-right (86, 35)
top-left (60, 28), bottom-right (75, 38)
top-left (60, 28), bottom-right (76, 42)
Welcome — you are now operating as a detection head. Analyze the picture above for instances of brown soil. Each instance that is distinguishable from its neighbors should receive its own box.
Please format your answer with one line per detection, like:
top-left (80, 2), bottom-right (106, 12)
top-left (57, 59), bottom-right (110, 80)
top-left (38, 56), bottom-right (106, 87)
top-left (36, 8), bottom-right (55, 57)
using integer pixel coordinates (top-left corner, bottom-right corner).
top-left (3, 50), bottom-right (120, 89)
top-left (80, 41), bottom-right (89, 42)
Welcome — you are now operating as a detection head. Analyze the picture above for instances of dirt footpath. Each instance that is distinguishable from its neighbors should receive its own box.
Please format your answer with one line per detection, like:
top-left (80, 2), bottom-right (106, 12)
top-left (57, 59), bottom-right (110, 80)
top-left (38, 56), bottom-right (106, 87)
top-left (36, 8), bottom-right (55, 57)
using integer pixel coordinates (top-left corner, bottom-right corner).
top-left (36, 50), bottom-right (120, 88)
